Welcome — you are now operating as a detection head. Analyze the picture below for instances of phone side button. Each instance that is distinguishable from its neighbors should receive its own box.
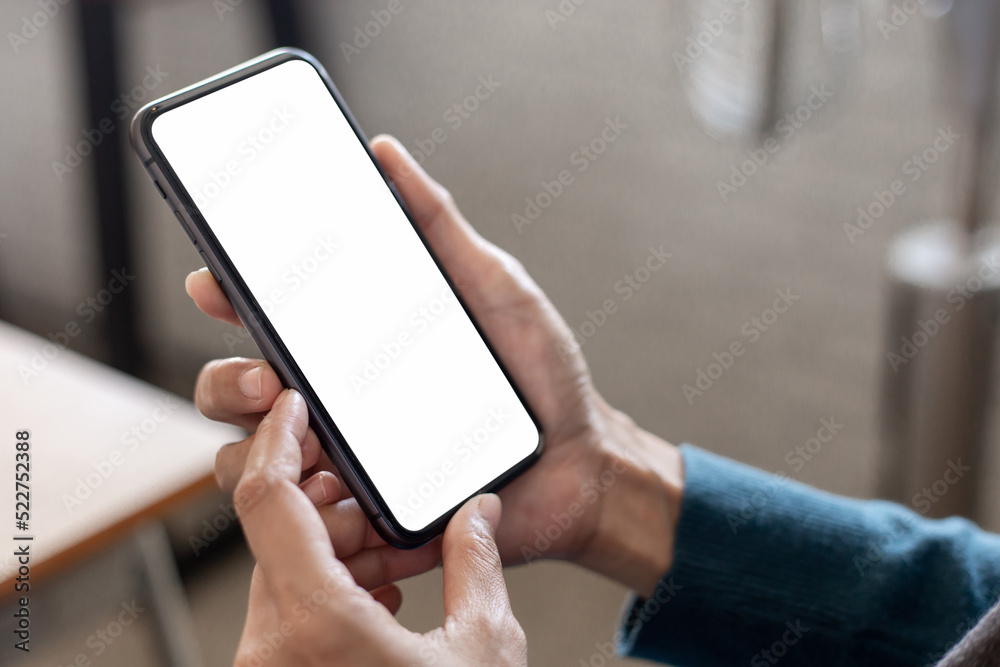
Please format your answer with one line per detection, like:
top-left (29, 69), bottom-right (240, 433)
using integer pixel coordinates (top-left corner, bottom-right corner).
top-left (153, 180), bottom-right (167, 199)
top-left (198, 251), bottom-right (222, 283)
top-left (173, 210), bottom-right (197, 244)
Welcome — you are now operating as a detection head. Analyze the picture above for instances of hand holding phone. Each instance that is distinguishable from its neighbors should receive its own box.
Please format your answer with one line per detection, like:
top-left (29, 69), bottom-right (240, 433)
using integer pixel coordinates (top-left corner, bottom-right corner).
top-left (230, 388), bottom-right (527, 667)
top-left (133, 50), bottom-right (544, 545)
top-left (189, 134), bottom-right (632, 572)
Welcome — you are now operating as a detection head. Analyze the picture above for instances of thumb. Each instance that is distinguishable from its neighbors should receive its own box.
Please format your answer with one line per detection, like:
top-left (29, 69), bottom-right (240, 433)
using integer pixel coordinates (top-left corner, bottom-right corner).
top-left (441, 494), bottom-right (512, 621)
top-left (370, 135), bottom-right (497, 291)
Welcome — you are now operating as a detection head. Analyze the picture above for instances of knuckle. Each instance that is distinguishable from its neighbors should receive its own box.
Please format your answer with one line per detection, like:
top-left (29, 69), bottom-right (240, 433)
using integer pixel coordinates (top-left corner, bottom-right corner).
top-left (477, 246), bottom-right (531, 297)
top-left (340, 591), bottom-right (374, 622)
top-left (477, 610), bottom-right (505, 637)
top-left (494, 247), bottom-right (525, 275)
top-left (436, 184), bottom-right (457, 210)
top-left (196, 357), bottom-right (260, 418)
top-left (424, 184), bottom-right (459, 231)
top-left (233, 467), bottom-right (283, 515)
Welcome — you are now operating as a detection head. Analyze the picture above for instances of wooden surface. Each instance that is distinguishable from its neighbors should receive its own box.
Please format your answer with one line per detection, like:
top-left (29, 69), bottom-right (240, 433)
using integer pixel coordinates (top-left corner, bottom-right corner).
top-left (0, 320), bottom-right (242, 595)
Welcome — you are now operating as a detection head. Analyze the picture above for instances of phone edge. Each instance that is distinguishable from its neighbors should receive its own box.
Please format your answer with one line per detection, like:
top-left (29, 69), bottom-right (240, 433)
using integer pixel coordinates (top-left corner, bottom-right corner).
top-left (129, 48), bottom-right (546, 549)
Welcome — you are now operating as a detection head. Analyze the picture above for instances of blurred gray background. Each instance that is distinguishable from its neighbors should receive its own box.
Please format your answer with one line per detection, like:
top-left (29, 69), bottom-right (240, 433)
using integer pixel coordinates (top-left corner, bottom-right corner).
top-left (3, 0), bottom-right (999, 665)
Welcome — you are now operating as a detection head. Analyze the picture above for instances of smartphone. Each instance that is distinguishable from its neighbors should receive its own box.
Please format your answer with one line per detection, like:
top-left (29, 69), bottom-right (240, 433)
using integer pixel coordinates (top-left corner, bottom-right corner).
top-left (130, 49), bottom-right (543, 548)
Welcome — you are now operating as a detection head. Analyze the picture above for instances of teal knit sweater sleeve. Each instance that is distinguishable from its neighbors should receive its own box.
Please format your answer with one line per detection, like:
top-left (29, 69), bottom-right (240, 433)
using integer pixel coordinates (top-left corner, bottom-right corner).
top-left (617, 445), bottom-right (1000, 666)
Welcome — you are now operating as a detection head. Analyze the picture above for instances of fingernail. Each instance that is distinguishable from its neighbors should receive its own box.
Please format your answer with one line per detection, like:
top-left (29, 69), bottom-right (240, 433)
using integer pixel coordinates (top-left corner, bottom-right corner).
top-left (238, 366), bottom-right (262, 400)
top-left (476, 494), bottom-right (502, 533)
top-left (274, 388), bottom-right (297, 408)
top-left (301, 474), bottom-right (329, 506)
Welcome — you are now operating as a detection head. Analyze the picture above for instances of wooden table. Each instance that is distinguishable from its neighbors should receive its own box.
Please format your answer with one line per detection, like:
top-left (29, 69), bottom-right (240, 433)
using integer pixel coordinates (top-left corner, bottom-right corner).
top-left (0, 319), bottom-right (242, 593)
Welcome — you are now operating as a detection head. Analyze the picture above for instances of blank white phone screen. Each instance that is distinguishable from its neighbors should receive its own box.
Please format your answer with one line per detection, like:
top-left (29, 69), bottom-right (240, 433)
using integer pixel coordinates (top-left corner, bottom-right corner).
top-left (152, 59), bottom-right (539, 532)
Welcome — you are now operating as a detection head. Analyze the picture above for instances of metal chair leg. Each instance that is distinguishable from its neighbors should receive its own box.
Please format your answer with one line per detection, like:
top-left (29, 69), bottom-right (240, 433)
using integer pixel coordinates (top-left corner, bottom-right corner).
top-left (133, 522), bottom-right (204, 667)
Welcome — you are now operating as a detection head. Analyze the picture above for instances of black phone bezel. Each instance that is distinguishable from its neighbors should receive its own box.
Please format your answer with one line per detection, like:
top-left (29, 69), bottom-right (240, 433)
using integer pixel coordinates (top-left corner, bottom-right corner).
top-left (129, 48), bottom-right (544, 548)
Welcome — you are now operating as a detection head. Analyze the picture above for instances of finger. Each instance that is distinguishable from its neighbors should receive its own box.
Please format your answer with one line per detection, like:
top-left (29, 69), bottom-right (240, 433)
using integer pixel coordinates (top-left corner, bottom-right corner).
top-left (300, 471), bottom-right (341, 507)
top-left (303, 449), bottom-right (353, 499)
top-left (371, 136), bottom-right (501, 292)
top-left (185, 268), bottom-right (243, 327)
top-left (312, 497), bottom-right (442, 588)
top-left (440, 494), bottom-right (512, 622)
top-left (234, 390), bottom-right (353, 598)
top-left (370, 584), bottom-right (403, 615)
top-left (195, 358), bottom-right (283, 430)
top-left (315, 497), bottom-right (384, 556)
top-left (342, 540), bottom-right (443, 592)
top-left (216, 426), bottom-right (324, 493)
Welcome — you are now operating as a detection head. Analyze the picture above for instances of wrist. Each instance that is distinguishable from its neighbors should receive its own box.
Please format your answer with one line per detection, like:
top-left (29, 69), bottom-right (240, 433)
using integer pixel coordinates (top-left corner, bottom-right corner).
top-left (575, 399), bottom-right (684, 598)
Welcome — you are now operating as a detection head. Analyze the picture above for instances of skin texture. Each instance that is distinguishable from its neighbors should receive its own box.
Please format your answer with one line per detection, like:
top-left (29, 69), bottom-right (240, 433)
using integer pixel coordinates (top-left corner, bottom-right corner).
top-left (228, 390), bottom-right (526, 666)
top-left (187, 135), bottom-right (685, 664)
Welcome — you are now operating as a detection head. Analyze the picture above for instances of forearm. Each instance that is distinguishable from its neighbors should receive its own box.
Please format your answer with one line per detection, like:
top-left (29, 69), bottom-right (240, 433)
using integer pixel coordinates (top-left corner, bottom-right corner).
top-left (575, 400), bottom-right (684, 597)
